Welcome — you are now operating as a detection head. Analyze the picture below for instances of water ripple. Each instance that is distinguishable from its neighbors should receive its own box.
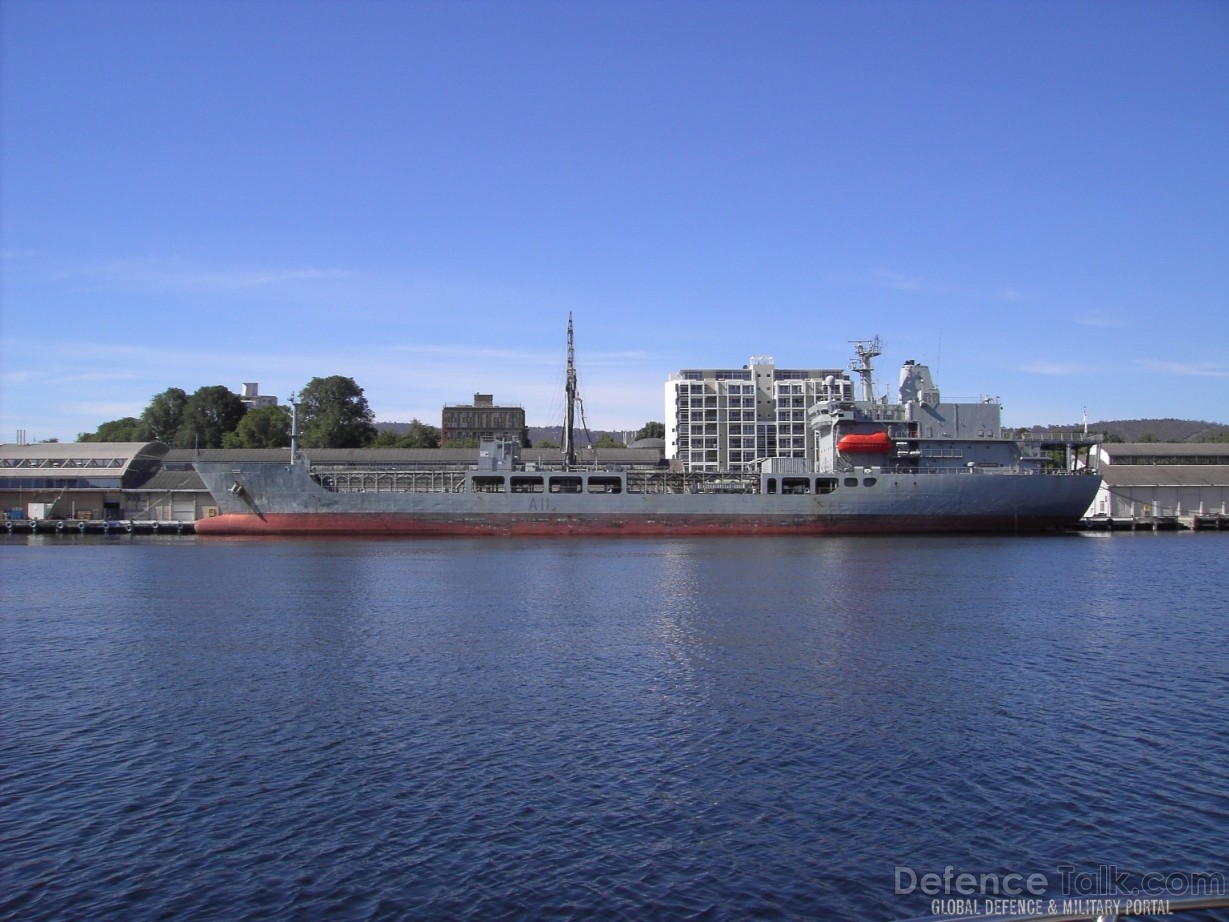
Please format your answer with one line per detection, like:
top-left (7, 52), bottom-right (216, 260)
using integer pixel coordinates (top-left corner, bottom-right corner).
top-left (2, 534), bottom-right (1227, 920)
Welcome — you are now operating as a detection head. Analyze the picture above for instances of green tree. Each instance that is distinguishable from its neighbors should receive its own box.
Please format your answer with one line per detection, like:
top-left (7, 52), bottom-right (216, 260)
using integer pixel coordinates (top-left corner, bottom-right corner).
top-left (176, 385), bottom-right (248, 448)
top-left (402, 419), bottom-right (441, 448)
top-left (594, 433), bottom-right (623, 448)
top-left (79, 417), bottom-right (148, 442)
top-left (223, 405), bottom-right (291, 448)
top-left (298, 376), bottom-right (377, 448)
top-left (140, 387), bottom-right (188, 443)
top-left (370, 430), bottom-right (404, 448)
top-left (371, 420), bottom-right (441, 448)
top-left (633, 421), bottom-right (665, 441)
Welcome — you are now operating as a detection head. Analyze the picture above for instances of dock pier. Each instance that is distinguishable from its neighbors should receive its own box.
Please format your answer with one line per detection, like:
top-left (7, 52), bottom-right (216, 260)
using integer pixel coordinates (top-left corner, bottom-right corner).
top-left (1078, 514), bottom-right (1228, 532)
top-left (5, 518), bottom-right (196, 536)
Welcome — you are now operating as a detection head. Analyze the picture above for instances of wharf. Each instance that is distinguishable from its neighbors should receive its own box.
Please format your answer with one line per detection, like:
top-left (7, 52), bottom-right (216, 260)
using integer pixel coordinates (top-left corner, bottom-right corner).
top-left (10, 516), bottom-right (1227, 536)
top-left (4, 518), bottom-right (196, 535)
top-left (1078, 514), bottom-right (1228, 532)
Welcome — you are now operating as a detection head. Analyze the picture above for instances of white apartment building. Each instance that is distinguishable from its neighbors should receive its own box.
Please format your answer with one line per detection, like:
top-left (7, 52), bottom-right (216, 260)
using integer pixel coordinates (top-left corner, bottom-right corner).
top-left (240, 383), bottom-right (278, 409)
top-left (664, 356), bottom-right (848, 472)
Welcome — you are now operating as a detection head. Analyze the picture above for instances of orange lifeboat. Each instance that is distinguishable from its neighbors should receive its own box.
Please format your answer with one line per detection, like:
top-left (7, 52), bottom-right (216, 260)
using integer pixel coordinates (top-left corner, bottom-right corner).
top-left (836, 431), bottom-right (893, 454)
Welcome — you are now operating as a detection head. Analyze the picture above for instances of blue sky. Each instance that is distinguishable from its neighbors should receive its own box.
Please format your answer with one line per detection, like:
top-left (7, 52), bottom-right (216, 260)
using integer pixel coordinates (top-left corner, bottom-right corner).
top-left (2, 0), bottom-right (1226, 442)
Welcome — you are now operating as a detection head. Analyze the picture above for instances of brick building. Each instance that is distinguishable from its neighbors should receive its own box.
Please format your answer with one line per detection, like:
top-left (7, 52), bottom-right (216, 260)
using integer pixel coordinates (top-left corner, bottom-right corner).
top-left (441, 394), bottom-right (529, 447)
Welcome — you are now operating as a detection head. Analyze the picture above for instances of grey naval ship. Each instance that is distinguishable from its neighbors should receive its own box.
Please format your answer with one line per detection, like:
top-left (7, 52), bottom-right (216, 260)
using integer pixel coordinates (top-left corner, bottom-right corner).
top-left (194, 327), bottom-right (1100, 537)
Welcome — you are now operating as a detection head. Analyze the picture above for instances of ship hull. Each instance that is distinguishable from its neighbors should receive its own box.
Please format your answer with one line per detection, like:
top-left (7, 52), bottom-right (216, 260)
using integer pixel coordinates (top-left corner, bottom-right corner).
top-left (195, 510), bottom-right (1086, 537)
top-left (193, 462), bottom-right (1101, 537)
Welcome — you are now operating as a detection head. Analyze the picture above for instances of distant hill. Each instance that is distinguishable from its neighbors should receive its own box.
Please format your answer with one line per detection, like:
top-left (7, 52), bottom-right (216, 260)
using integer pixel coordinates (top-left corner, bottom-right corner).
top-left (1031, 418), bottom-right (1229, 443)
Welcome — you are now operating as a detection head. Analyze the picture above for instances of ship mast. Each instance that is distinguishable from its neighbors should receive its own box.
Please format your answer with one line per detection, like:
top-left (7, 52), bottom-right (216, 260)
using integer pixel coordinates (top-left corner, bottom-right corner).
top-left (850, 336), bottom-right (882, 402)
top-left (288, 391), bottom-right (299, 465)
top-left (563, 312), bottom-right (577, 468)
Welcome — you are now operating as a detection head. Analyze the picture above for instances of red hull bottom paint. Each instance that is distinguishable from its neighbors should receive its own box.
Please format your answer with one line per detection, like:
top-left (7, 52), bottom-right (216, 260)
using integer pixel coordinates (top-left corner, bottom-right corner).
top-left (195, 512), bottom-right (1075, 537)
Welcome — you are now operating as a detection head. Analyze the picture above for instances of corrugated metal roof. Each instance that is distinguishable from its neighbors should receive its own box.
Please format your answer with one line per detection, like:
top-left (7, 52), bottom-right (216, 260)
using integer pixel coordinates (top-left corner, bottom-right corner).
top-left (165, 446), bottom-right (666, 465)
top-left (307, 448), bottom-right (478, 464)
top-left (0, 441), bottom-right (169, 480)
top-left (164, 448), bottom-right (292, 463)
top-left (1101, 443), bottom-right (1229, 462)
top-left (1101, 464), bottom-right (1229, 487)
top-left (1, 441), bottom-right (168, 461)
top-left (521, 448), bottom-right (663, 461)
top-left (138, 470), bottom-right (207, 491)
top-left (164, 447), bottom-right (480, 463)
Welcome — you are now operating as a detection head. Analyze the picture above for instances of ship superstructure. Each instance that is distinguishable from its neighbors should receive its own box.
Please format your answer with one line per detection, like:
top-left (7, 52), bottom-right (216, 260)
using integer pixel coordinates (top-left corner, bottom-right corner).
top-left (811, 347), bottom-right (1048, 477)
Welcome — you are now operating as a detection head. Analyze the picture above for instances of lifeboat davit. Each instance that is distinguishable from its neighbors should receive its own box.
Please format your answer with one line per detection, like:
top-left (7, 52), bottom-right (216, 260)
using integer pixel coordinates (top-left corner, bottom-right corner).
top-left (836, 431), bottom-right (893, 454)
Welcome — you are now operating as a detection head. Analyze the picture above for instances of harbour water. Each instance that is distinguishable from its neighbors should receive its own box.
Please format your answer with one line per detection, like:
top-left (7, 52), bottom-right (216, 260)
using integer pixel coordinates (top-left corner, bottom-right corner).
top-left (3, 532), bottom-right (1227, 920)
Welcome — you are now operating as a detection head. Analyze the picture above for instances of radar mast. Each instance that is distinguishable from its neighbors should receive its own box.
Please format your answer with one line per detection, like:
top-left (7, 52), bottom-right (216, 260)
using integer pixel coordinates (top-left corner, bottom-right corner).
top-left (850, 336), bottom-right (882, 402)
